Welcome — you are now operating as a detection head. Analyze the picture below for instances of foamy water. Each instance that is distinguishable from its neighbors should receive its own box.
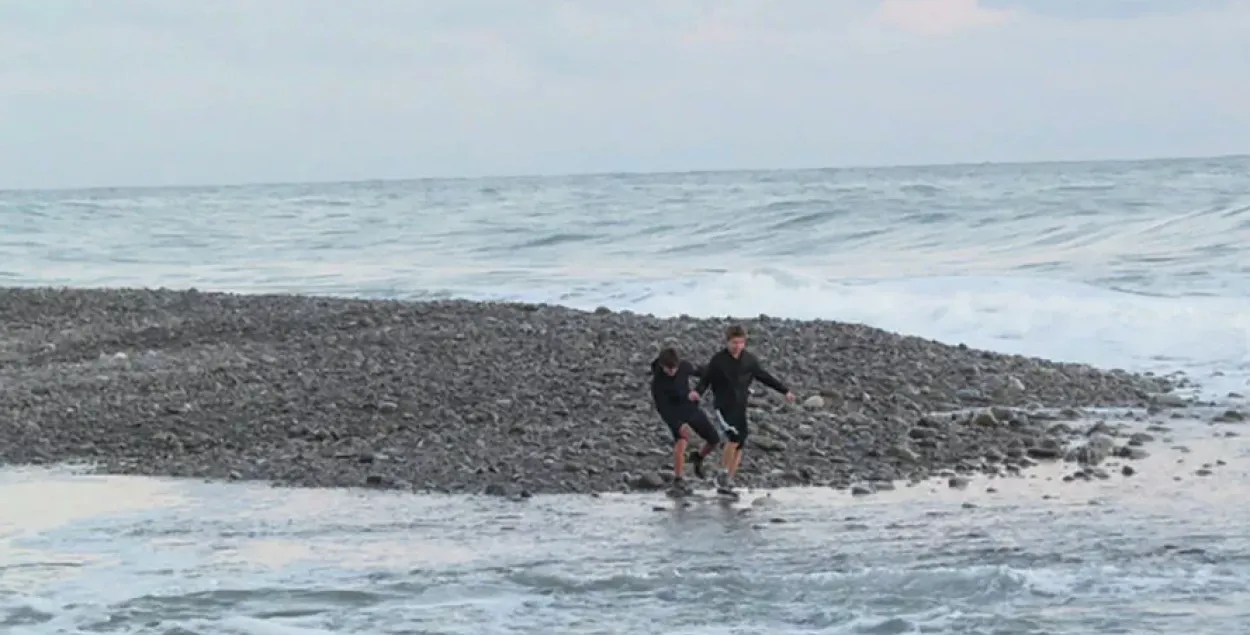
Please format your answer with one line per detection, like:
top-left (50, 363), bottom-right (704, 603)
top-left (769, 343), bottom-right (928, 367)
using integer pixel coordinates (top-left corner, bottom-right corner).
top-left (4, 421), bottom-right (1250, 634)
top-left (4, 157), bottom-right (1250, 393)
top-left (4, 156), bottom-right (1250, 633)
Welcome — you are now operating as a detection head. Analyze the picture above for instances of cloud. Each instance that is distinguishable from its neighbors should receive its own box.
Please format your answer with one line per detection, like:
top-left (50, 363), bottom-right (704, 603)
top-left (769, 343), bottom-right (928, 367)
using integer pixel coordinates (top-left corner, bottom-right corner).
top-left (875, 0), bottom-right (1017, 36)
top-left (983, 0), bottom-right (1240, 20)
top-left (0, 0), bottom-right (1247, 189)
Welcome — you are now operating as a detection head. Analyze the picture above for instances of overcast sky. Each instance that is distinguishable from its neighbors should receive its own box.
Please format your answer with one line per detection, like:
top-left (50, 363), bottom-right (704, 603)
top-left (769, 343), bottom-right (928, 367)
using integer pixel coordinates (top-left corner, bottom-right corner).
top-left (2, 0), bottom-right (1248, 189)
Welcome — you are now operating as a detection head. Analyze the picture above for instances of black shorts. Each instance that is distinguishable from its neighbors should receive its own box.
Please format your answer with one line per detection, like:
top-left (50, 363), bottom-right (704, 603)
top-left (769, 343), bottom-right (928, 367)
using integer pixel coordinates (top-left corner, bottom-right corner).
top-left (715, 407), bottom-right (749, 446)
top-left (660, 408), bottom-right (721, 446)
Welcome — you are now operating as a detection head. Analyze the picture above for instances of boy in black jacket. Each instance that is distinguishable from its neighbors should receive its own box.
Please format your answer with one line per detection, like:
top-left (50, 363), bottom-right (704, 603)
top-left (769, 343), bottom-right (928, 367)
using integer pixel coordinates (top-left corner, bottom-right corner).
top-left (693, 324), bottom-right (796, 493)
top-left (650, 346), bottom-right (722, 492)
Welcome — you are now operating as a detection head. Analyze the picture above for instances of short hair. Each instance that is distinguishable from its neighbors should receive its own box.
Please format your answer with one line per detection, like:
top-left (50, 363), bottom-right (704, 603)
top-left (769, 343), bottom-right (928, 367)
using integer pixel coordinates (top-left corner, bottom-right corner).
top-left (725, 324), bottom-right (747, 340)
top-left (657, 347), bottom-right (680, 368)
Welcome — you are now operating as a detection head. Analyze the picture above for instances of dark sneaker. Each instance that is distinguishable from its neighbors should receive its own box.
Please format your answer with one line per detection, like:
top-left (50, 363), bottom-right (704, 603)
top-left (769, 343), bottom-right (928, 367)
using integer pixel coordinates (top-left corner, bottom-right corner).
top-left (688, 450), bottom-right (706, 480)
top-left (667, 478), bottom-right (693, 497)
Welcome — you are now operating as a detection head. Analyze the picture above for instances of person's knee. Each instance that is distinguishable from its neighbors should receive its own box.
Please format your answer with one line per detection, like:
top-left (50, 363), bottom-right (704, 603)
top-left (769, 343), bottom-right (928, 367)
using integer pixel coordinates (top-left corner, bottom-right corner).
top-left (672, 426), bottom-right (691, 445)
top-left (664, 421), bottom-right (683, 443)
top-left (699, 429), bottom-right (722, 447)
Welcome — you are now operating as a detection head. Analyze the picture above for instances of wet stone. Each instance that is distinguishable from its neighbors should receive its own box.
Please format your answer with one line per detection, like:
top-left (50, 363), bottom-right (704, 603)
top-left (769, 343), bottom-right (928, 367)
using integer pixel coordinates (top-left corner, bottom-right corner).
top-left (0, 287), bottom-right (1179, 496)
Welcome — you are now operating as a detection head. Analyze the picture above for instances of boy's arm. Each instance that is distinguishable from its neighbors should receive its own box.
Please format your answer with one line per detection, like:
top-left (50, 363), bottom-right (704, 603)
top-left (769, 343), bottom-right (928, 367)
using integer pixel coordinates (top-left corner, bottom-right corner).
top-left (749, 355), bottom-right (791, 395)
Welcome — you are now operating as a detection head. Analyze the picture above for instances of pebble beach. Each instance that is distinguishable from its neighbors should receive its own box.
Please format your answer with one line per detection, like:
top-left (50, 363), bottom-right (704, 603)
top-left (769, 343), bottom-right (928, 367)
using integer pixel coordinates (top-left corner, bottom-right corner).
top-left (0, 286), bottom-right (1188, 498)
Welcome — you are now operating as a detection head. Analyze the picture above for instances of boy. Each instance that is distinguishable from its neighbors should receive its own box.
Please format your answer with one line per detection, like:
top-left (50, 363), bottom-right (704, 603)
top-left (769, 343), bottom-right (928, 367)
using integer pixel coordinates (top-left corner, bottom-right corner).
top-left (693, 324), bottom-right (796, 494)
top-left (650, 346), bottom-right (722, 493)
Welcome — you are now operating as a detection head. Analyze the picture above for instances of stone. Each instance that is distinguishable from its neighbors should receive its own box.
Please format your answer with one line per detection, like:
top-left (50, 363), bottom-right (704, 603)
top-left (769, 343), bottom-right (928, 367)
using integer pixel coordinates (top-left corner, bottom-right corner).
top-left (750, 437), bottom-right (787, 452)
top-left (1151, 392), bottom-right (1189, 408)
top-left (955, 388), bottom-right (985, 402)
top-left (1214, 410), bottom-right (1246, 423)
top-left (0, 286), bottom-right (1178, 496)
top-left (850, 484), bottom-right (874, 496)
top-left (1065, 433), bottom-right (1114, 466)
top-left (1115, 446), bottom-right (1150, 460)
top-left (890, 444), bottom-right (920, 463)
top-left (971, 410), bottom-right (998, 427)
top-left (630, 472), bottom-right (666, 490)
top-left (1027, 446), bottom-right (1063, 460)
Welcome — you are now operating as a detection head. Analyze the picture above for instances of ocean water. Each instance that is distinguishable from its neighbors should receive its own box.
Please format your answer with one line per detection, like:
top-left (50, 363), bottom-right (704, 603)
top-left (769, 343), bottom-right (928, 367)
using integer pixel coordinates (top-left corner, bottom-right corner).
top-left (4, 155), bottom-right (1250, 633)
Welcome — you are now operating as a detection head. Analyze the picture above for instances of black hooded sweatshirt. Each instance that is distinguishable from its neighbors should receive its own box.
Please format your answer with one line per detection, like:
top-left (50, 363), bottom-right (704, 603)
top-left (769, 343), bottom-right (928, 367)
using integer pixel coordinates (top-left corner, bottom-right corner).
top-left (649, 357), bottom-right (703, 419)
top-left (693, 348), bottom-right (789, 413)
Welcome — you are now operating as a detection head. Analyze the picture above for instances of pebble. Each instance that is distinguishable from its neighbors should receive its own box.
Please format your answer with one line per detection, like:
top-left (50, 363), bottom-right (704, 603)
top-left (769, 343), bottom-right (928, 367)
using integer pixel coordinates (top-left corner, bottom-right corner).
top-left (0, 287), bottom-right (1179, 495)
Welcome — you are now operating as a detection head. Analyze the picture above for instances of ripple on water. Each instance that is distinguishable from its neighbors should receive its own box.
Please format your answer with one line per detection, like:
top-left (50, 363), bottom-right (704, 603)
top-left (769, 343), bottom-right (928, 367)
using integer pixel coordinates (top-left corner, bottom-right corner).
top-left (3, 425), bottom-right (1250, 633)
top-left (6, 157), bottom-right (1250, 300)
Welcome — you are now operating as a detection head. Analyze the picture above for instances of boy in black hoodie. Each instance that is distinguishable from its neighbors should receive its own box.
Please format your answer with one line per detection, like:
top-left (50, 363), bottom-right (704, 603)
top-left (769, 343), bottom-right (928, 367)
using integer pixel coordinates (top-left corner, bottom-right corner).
top-left (650, 347), bottom-right (722, 492)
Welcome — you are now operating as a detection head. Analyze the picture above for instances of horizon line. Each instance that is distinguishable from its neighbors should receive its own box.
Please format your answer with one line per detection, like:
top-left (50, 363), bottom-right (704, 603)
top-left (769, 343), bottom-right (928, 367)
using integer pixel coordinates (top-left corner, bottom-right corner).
top-left (4, 151), bottom-right (1248, 195)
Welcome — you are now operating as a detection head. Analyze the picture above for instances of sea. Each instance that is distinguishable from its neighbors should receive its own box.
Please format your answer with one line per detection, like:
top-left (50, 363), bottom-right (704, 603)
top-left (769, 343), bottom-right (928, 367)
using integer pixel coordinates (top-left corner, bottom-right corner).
top-left (3, 155), bottom-right (1250, 634)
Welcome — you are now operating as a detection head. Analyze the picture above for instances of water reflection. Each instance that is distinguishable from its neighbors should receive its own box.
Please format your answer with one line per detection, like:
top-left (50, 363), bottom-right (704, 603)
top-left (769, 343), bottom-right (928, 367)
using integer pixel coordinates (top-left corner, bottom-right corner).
top-left (0, 420), bottom-right (1247, 633)
top-left (0, 468), bottom-right (186, 592)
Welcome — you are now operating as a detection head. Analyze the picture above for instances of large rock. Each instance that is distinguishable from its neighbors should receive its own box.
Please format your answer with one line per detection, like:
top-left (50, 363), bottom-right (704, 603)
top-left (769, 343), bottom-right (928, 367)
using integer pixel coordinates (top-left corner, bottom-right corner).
top-left (1065, 433), bottom-right (1115, 465)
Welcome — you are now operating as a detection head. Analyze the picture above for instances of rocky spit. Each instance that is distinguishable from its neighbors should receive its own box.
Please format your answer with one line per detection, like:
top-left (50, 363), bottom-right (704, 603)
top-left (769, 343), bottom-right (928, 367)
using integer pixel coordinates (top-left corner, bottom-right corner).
top-left (0, 286), bottom-right (1206, 497)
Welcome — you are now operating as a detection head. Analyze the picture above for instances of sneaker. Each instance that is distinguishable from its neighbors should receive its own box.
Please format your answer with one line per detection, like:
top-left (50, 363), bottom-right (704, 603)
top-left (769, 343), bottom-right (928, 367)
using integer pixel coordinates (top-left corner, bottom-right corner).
top-left (667, 478), bottom-right (693, 497)
top-left (713, 468), bottom-right (732, 490)
top-left (688, 450), bottom-right (706, 480)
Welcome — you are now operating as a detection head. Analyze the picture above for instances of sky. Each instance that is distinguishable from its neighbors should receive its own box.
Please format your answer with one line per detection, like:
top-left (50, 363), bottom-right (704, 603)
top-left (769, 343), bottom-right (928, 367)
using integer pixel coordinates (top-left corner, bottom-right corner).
top-left (1, 0), bottom-right (1248, 189)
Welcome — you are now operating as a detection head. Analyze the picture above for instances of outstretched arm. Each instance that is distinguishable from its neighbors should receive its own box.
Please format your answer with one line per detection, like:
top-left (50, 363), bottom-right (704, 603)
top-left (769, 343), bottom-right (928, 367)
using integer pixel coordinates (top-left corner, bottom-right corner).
top-left (750, 356), bottom-right (791, 395)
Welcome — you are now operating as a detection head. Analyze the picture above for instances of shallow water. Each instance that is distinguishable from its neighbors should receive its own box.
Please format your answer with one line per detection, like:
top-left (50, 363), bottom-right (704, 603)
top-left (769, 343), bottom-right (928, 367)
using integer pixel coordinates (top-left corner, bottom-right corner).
top-left (2, 416), bottom-right (1249, 634)
top-left (6, 157), bottom-right (1250, 633)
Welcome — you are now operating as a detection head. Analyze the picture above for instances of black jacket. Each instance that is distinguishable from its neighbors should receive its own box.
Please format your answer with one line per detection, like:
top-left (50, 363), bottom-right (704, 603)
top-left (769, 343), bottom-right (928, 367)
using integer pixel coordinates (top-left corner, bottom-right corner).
top-left (650, 357), bottom-right (702, 416)
top-left (693, 349), bottom-right (789, 412)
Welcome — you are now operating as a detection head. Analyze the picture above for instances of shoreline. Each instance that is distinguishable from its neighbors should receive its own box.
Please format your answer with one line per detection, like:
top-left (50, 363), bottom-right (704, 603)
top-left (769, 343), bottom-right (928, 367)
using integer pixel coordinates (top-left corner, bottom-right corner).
top-left (2, 413), bottom-right (1241, 505)
top-left (0, 285), bottom-right (1207, 497)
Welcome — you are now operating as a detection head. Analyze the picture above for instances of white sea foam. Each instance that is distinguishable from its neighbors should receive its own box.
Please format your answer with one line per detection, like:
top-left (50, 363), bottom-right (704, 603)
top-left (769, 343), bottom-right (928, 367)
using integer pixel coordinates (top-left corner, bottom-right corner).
top-left (493, 268), bottom-right (1250, 400)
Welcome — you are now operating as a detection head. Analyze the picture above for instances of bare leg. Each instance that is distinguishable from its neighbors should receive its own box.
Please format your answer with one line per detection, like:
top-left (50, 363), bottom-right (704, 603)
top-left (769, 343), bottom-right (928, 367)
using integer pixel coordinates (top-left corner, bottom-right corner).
top-left (722, 442), bottom-right (739, 477)
top-left (730, 446), bottom-right (744, 478)
top-left (673, 437), bottom-right (688, 479)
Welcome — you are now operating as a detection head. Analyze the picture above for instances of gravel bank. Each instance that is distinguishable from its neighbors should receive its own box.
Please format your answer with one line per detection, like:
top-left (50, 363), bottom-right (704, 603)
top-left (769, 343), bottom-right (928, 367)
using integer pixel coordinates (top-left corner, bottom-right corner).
top-left (0, 286), bottom-right (1185, 496)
